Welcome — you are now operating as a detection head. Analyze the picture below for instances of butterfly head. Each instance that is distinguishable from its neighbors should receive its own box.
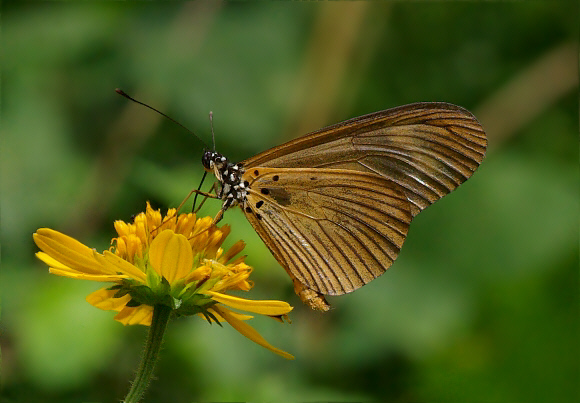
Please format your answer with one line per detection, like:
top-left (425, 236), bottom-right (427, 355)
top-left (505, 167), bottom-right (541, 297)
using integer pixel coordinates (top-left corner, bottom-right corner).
top-left (201, 150), bottom-right (227, 172)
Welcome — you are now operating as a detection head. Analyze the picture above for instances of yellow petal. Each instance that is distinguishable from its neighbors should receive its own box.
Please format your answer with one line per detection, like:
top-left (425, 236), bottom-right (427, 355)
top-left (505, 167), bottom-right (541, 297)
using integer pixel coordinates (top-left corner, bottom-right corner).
top-left (38, 252), bottom-right (125, 282)
top-left (86, 288), bottom-right (131, 311)
top-left (220, 240), bottom-right (245, 263)
top-left (36, 252), bottom-right (74, 271)
top-left (114, 237), bottom-right (128, 259)
top-left (205, 291), bottom-right (293, 316)
top-left (212, 306), bottom-right (294, 360)
top-left (192, 216), bottom-right (213, 235)
top-left (114, 220), bottom-right (130, 237)
top-left (223, 310), bottom-right (254, 321)
top-left (87, 289), bottom-right (153, 325)
top-left (149, 230), bottom-right (193, 284)
top-left (115, 305), bottom-right (153, 326)
top-left (176, 213), bottom-right (197, 236)
top-left (183, 265), bottom-right (211, 283)
top-left (49, 267), bottom-right (126, 282)
top-left (228, 256), bottom-right (247, 266)
top-left (33, 229), bottom-right (106, 274)
top-left (212, 270), bottom-right (252, 292)
top-left (206, 230), bottom-right (224, 251)
top-left (135, 220), bottom-right (148, 246)
top-left (99, 250), bottom-right (147, 282)
top-left (123, 234), bottom-right (142, 262)
top-left (146, 202), bottom-right (162, 228)
top-left (200, 309), bottom-right (254, 322)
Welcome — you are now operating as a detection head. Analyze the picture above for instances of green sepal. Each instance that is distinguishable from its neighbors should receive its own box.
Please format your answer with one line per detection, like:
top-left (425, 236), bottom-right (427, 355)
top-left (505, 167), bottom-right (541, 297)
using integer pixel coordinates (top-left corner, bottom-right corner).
top-left (151, 292), bottom-right (175, 310)
top-left (180, 283), bottom-right (201, 302)
top-left (201, 308), bottom-right (222, 326)
top-left (158, 276), bottom-right (171, 294)
top-left (177, 279), bottom-right (199, 299)
top-left (197, 275), bottom-right (221, 293)
top-left (146, 264), bottom-right (161, 290)
top-left (109, 280), bottom-right (138, 299)
top-left (180, 276), bottom-right (218, 302)
top-left (128, 284), bottom-right (159, 306)
top-left (174, 297), bottom-right (217, 317)
top-left (192, 253), bottom-right (203, 269)
top-left (125, 298), bottom-right (142, 308)
top-left (171, 278), bottom-right (187, 298)
top-left (113, 288), bottom-right (130, 299)
top-left (183, 292), bottom-right (214, 309)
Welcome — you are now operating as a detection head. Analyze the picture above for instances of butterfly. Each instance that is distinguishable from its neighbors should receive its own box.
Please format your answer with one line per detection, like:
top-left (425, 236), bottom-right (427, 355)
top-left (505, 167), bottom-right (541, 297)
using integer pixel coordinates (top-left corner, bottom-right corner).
top-left (115, 91), bottom-right (486, 310)
top-left (198, 102), bottom-right (487, 311)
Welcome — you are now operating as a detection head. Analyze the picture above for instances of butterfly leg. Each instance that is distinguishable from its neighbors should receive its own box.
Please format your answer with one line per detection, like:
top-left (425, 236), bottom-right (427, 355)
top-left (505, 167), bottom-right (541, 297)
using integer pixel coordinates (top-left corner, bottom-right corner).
top-left (193, 183), bottom-right (219, 213)
top-left (152, 185), bottom-right (220, 236)
top-left (211, 196), bottom-right (235, 225)
top-left (149, 190), bottom-right (203, 234)
top-left (212, 207), bottom-right (226, 225)
top-left (149, 193), bottom-right (198, 235)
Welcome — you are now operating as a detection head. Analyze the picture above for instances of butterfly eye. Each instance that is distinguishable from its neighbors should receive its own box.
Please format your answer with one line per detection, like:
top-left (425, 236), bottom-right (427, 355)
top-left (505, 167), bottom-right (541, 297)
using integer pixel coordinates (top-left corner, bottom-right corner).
top-left (201, 151), bottom-right (214, 171)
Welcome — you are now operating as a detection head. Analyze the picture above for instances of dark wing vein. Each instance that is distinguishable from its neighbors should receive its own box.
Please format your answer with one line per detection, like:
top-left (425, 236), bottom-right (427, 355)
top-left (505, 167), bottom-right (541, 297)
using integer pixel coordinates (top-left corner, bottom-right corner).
top-left (322, 204), bottom-right (400, 263)
top-left (257, 207), bottom-right (334, 293)
top-left (241, 168), bottom-right (412, 295)
top-left (311, 189), bottom-right (408, 247)
top-left (242, 102), bottom-right (486, 217)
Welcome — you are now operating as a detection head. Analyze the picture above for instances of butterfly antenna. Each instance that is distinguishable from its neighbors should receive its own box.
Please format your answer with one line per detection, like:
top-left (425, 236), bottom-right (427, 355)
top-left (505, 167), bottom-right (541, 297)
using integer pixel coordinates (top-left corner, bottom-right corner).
top-left (209, 111), bottom-right (216, 150)
top-left (115, 88), bottom-right (209, 149)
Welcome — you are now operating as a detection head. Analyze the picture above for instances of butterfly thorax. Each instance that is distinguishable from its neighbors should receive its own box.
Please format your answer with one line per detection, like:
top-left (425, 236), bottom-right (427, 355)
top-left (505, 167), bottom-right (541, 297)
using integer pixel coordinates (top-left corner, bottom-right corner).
top-left (202, 150), bottom-right (247, 208)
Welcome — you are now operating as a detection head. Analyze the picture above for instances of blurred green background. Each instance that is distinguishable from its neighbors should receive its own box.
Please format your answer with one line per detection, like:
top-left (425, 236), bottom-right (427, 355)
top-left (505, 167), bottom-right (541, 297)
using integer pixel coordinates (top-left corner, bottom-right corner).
top-left (1, 2), bottom-right (578, 402)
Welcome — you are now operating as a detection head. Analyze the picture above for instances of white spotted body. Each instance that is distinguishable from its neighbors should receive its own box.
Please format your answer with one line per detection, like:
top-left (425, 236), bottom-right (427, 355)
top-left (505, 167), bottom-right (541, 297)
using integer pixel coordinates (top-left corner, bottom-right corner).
top-left (201, 150), bottom-right (248, 211)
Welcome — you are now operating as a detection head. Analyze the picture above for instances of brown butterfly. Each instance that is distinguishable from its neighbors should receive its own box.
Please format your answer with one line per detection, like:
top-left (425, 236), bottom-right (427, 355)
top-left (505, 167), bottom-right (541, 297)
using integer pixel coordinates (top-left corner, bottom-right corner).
top-left (199, 102), bottom-right (487, 311)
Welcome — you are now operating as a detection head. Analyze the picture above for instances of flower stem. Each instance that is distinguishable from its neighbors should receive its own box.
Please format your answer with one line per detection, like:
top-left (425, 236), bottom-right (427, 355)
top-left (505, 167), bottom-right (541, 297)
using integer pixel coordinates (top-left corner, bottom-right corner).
top-left (123, 304), bottom-right (171, 403)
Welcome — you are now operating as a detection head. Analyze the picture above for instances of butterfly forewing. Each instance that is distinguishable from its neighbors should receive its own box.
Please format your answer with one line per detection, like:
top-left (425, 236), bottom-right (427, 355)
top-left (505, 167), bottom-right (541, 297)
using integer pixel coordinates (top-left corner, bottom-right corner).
top-left (242, 102), bottom-right (486, 216)
top-left (240, 168), bottom-right (412, 295)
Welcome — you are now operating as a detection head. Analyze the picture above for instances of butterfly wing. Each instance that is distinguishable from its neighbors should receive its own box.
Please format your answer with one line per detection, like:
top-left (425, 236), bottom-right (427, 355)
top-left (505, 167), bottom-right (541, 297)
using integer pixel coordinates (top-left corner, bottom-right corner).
top-left (242, 102), bottom-right (487, 216)
top-left (240, 167), bottom-right (412, 297)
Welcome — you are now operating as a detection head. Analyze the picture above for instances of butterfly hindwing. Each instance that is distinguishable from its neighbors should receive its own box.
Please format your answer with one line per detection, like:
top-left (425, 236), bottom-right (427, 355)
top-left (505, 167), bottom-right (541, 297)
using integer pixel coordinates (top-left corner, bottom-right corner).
top-left (240, 167), bottom-right (413, 296)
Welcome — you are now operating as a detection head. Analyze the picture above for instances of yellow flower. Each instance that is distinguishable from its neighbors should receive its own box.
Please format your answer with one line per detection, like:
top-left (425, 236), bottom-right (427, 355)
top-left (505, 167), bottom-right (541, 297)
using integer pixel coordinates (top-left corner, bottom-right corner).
top-left (33, 202), bottom-right (294, 359)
